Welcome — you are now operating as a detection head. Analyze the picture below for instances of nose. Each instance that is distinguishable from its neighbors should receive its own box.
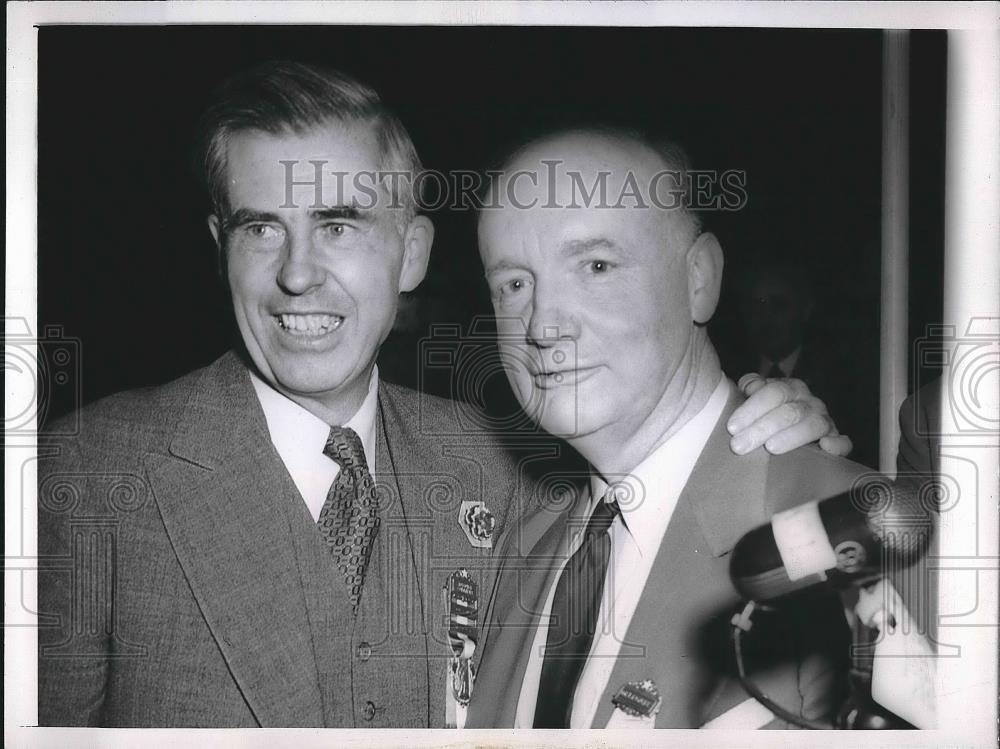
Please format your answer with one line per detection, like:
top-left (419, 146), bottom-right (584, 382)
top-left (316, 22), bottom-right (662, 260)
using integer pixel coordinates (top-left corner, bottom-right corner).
top-left (276, 230), bottom-right (325, 295)
top-left (525, 278), bottom-right (579, 347)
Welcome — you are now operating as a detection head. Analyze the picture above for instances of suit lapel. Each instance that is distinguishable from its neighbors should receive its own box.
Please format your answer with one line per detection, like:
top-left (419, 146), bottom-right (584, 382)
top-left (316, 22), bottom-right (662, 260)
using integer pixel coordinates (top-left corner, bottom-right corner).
top-left (590, 387), bottom-right (771, 728)
top-left (371, 385), bottom-right (429, 641)
top-left (467, 486), bottom-right (588, 727)
top-left (144, 352), bottom-right (324, 726)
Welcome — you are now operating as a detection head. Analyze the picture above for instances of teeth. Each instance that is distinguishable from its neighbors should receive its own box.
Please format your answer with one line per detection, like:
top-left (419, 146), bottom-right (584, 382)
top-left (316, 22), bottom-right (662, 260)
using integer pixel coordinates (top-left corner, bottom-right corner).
top-left (278, 313), bottom-right (344, 334)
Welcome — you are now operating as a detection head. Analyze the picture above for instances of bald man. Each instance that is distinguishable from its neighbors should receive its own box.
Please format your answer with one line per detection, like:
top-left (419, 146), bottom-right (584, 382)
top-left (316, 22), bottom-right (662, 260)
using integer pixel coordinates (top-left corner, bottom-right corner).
top-left (467, 127), bottom-right (872, 729)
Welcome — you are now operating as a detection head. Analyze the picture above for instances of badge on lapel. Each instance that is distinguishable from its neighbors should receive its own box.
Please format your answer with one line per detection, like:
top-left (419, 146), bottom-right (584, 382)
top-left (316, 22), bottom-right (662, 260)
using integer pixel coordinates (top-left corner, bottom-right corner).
top-left (458, 500), bottom-right (495, 549)
top-left (606, 680), bottom-right (662, 728)
top-left (444, 569), bottom-right (479, 728)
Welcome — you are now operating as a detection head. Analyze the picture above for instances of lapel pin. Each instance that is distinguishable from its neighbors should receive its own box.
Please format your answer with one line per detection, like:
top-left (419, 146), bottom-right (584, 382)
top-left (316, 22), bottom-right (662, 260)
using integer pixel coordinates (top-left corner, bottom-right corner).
top-left (444, 569), bottom-right (479, 725)
top-left (612, 679), bottom-right (662, 720)
top-left (458, 500), bottom-right (495, 549)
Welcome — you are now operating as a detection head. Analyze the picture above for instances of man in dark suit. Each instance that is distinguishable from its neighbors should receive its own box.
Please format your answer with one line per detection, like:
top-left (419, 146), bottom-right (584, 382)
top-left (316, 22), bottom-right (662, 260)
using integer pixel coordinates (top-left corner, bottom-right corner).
top-left (466, 127), bottom-right (875, 728)
top-left (37, 64), bottom-right (848, 728)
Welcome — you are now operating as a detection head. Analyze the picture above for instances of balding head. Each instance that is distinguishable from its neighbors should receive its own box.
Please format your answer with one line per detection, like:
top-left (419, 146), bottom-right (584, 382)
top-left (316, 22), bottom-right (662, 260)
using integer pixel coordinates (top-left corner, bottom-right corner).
top-left (477, 127), bottom-right (725, 474)
top-left (481, 127), bottom-right (703, 259)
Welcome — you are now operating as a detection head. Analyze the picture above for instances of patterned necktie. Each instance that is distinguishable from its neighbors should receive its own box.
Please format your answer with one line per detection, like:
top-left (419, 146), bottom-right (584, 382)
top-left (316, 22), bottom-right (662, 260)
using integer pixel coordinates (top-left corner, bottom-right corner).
top-left (317, 425), bottom-right (380, 611)
top-left (533, 496), bottom-right (621, 728)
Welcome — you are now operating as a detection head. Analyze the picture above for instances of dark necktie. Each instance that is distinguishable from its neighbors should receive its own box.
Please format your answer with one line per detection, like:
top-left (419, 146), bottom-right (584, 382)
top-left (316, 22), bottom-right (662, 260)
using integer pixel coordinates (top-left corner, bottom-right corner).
top-left (317, 426), bottom-right (380, 611)
top-left (767, 361), bottom-right (785, 379)
top-left (533, 496), bottom-right (621, 728)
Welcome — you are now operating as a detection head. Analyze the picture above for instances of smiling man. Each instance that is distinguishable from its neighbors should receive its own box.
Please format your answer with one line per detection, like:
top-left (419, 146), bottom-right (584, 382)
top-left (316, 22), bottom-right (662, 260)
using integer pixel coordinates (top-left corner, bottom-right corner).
top-left (208, 122), bottom-right (429, 426)
top-left (37, 61), bottom-right (529, 728)
top-left (38, 64), bottom-right (848, 729)
top-left (466, 128), bottom-right (871, 729)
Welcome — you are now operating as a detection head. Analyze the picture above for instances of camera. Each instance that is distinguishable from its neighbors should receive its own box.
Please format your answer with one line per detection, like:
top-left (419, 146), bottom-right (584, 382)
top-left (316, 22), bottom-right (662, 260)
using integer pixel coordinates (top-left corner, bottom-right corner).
top-left (4, 317), bottom-right (81, 436)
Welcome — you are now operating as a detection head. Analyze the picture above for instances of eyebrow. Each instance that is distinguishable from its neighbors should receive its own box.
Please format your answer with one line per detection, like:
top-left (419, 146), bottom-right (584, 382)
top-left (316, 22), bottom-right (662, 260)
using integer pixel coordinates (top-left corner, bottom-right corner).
top-left (484, 237), bottom-right (622, 275)
top-left (312, 206), bottom-right (368, 222)
top-left (222, 209), bottom-right (279, 232)
top-left (222, 205), bottom-right (369, 232)
top-left (562, 237), bottom-right (621, 256)
top-left (484, 259), bottom-right (526, 276)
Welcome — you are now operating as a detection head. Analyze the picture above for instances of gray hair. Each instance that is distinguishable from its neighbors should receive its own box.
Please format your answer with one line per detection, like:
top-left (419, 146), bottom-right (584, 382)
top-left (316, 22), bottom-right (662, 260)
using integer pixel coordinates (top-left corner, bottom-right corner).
top-left (197, 60), bottom-right (422, 223)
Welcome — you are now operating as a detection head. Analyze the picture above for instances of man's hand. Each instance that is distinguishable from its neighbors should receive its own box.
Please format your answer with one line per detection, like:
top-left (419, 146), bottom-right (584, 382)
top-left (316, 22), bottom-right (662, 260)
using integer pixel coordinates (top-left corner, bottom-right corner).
top-left (727, 373), bottom-right (853, 457)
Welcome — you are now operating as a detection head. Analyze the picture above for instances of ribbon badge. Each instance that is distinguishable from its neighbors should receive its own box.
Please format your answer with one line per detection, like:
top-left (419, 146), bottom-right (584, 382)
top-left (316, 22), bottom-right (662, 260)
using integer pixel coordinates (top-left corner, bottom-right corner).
top-left (606, 680), bottom-right (662, 728)
top-left (458, 500), bottom-right (495, 549)
top-left (444, 569), bottom-right (479, 727)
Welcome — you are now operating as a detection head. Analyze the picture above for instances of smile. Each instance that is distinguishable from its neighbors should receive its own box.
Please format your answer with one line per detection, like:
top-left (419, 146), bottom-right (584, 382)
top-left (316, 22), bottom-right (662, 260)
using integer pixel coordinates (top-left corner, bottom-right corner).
top-left (275, 313), bottom-right (345, 336)
top-left (531, 366), bottom-right (600, 389)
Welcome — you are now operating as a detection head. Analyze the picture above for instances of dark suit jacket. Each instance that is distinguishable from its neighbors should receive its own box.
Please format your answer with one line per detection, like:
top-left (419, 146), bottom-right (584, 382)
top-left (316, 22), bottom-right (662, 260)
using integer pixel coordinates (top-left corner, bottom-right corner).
top-left (37, 351), bottom-right (529, 727)
top-left (893, 378), bottom-right (941, 645)
top-left (467, 386), bottom-right (869, 728)
top-left (898, 379), bottom-right (940, 477)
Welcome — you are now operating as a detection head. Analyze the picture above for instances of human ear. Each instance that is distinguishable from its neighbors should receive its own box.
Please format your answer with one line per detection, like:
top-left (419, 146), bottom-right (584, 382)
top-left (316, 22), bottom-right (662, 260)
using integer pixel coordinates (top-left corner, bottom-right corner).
top-left (207, 215), bottom-right (226, 277)
top-left (687, 232), bottom-right (724, 324)
top-left (399, 215), bottom-right (434, 293)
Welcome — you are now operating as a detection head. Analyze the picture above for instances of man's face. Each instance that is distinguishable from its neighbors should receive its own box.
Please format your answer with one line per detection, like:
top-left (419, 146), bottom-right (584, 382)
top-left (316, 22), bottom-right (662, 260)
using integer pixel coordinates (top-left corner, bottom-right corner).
top-left (209, 121), bottom-right (430, 419)
top-left (478, 133), bottom-right (701, 445)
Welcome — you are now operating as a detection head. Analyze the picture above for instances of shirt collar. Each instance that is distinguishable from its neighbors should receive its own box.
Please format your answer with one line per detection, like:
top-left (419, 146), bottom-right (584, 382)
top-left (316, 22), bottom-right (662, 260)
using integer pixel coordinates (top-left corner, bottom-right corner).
top-left (249, 366), bottom-right (379, 472)
top-left (589, 376), bottom-right (731, 558)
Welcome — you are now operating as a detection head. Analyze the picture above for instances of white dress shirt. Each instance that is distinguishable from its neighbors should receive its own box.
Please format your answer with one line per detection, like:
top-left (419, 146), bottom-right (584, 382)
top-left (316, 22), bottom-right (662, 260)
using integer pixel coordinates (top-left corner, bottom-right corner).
top-left (249, 367), bottom-right (379, 521)
top-left (515, 376), bottom-right (731, 728)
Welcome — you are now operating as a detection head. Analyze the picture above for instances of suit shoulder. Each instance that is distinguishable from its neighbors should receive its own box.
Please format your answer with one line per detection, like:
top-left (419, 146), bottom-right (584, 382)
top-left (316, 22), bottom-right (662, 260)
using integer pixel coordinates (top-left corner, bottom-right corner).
top-left (41, 363), bottom-right (210, 456)
top-left (770, 443), bottom-right (872, 480)
top-left (765, 445), bottom-right (874, 513)
top-left (897, 379), bottom-right (940, 476)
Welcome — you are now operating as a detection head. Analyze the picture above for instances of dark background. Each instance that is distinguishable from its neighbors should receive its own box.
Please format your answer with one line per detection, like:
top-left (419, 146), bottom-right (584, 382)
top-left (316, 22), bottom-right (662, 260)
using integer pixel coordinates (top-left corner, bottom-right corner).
top-left (37, 26), bottom-right (947, 466)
